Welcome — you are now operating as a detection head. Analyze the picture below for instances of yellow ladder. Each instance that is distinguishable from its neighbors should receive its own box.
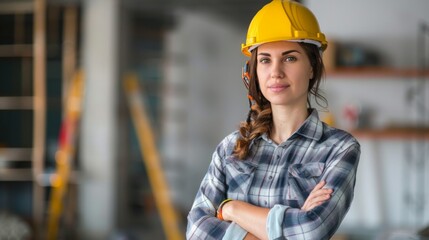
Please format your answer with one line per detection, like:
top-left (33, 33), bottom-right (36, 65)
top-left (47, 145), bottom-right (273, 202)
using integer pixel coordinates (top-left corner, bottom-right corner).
top-left (123, 73), bottom-right (183, 240)
top-left (46, 70), bottom-right (84, 240)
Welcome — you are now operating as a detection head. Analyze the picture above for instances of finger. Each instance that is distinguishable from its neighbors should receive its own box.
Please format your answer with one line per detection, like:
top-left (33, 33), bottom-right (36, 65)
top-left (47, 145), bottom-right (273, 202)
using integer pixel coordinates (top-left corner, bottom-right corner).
top-left (314, 192), bottom-right (332, 202)
top-left (301, 203), bottom-right (308, 211)
top-left (308, 188), bottom-right (332, 200)
top-left (306, 195), bottom-right (331, 210)
top-left (302, 193), bottom-right (329, 211)
top-left (306, 193), bottom-right (331, 207)
top-left (311, 188), bottom-right (333, 196)
top-left (310, 181), bottom-right (328, 195)
top-left (309, 182), bottom-right (324, 198)
top-left (313, 188), bottom-right (333, 196)
top-left (313, 180), bottom-right (326, 191)
top-left (302, 183), bottom-right (333, 211)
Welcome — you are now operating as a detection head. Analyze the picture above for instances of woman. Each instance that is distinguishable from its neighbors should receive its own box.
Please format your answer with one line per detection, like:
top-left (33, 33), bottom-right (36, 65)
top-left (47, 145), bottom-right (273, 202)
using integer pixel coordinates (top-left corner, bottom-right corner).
top-left (187, 1), bottom-right (360, 239)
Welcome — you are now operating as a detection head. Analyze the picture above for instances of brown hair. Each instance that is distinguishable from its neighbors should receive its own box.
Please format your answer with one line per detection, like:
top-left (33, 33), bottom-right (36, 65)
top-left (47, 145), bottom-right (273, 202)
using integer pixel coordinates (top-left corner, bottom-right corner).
top-left (233, 43), bottom-right (327, 160)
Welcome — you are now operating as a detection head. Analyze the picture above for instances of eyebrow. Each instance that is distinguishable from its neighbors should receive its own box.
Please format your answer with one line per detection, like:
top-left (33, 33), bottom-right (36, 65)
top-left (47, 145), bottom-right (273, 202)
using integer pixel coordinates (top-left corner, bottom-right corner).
top-left (258, 50), bottom-right (301, 57)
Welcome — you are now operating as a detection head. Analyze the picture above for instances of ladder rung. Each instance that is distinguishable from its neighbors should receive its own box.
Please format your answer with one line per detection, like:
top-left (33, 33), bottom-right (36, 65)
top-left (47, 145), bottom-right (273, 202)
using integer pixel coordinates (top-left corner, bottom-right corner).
top-left (0, 96), bottom-right (33, 110)
top-left (0, 148), bottom-right (33, 161)
top-left (0, 168), bottom-right (33, 181)
top-left (0, 2), bottom-right (34, 15)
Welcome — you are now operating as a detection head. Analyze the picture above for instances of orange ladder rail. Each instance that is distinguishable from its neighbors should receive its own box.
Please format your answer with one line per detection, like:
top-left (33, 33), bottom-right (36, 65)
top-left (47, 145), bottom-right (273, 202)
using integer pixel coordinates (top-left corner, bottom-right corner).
top-left (46, 70), bottom-right (84, 240)
top-left (123, 73), bottom-right (183, 240)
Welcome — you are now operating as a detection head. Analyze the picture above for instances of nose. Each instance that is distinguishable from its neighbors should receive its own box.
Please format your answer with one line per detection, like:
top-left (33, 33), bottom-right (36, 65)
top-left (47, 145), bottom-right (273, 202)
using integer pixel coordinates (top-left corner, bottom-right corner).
top-left (271, 61), bottom-right (284, 79)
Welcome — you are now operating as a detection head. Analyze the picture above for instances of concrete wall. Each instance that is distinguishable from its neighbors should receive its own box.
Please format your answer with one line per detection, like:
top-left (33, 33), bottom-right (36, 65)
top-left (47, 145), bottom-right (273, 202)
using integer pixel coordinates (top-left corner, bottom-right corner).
top-left (162, 9), bottom-right (248, 211)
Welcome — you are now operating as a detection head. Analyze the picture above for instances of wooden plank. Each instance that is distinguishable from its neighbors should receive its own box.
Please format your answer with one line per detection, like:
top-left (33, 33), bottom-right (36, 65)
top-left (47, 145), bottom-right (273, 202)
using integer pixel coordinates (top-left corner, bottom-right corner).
top-left (0, 2), bottom-right (34, 14)
top-left (0, 148), bottom-right (33, 161)
top-left (0, 44), bottom-right (33, 57)
top-left (62, 5), bottom-right (78, 109)
top-left (33, 0), bottom-right (47, 232)
top-left (0, 169), bottom-right (33, 181)
top-left (0, 96), bottom-right (33, 109)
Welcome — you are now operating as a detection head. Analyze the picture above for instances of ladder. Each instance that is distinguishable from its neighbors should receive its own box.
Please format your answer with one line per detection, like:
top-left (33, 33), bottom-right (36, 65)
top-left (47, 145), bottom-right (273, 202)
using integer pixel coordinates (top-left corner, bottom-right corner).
top-left (0, 0), bottom-right (46, 234)
top-left (46, 70), bottom-right (84, 240)
top-left (0, 1), bottom-right (79, 238)
top-left (123, 73), bottom-right (184, 240)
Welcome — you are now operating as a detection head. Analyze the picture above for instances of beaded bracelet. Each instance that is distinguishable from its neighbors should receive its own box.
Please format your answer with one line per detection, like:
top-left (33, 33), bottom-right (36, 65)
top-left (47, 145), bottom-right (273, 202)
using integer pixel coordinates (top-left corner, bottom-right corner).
top-left (216, 198), bottom-right (233, 221)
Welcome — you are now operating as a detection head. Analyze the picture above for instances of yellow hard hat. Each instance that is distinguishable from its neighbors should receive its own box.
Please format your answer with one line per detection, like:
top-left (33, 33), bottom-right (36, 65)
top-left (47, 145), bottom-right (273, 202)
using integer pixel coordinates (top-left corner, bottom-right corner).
top-left (241, 0), bottom-right (328, 56)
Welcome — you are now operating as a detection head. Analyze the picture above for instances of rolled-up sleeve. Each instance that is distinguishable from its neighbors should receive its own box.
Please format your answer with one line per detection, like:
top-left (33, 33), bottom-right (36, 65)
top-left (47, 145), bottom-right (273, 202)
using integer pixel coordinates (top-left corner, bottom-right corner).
top-left (222, 222), bottom-right (248, 240)
top-left (266, 142), bottom-right (360, 240)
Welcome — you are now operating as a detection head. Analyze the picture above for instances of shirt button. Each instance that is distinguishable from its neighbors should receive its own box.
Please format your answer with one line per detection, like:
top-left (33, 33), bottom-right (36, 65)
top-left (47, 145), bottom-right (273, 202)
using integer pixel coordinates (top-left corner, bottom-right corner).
top-left (268, 176), bottom-right (273, 180)
top-left (276, 155), bottom-right (280, 160)
top-left (238, 168), bottom-right (243, 172)
top-left (264, 201), bottom-right (268, 206)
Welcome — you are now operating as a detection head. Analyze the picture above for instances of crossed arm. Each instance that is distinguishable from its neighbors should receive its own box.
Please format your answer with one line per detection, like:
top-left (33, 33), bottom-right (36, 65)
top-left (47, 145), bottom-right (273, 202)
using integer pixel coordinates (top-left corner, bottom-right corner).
top-left (186, 139), bottom-right (360, 239)
top-left (221, 181), bottom-right (333, 240)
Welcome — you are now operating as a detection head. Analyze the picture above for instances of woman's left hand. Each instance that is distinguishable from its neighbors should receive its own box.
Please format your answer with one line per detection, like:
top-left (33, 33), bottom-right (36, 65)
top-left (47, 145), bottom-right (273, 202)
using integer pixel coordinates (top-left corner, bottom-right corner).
top-left (301, 180), bottom-right (333, 211)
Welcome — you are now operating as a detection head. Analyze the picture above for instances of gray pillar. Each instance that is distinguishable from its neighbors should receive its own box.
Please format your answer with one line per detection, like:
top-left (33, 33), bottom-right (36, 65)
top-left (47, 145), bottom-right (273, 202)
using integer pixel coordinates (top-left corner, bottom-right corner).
top-left (79, 0), bottom-right (119, 239)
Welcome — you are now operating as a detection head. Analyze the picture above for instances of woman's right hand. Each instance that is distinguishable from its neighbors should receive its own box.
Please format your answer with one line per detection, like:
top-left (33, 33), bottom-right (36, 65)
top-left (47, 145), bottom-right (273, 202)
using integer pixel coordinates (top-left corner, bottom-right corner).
top-left (301, 180), bottom-right (333, 211)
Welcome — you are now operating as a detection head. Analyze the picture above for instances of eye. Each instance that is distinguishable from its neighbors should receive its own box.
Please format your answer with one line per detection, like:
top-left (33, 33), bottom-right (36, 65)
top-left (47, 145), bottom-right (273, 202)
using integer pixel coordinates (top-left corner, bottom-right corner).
top-left (259, 58), bottom-right (270, 64)
top-left (283, 56), bottom-right (297, 62)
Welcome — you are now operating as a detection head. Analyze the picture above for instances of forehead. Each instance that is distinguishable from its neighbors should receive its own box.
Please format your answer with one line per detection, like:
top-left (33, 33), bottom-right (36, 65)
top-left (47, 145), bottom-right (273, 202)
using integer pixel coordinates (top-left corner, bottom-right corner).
top-left (257, 41), bottom-right (303, 54)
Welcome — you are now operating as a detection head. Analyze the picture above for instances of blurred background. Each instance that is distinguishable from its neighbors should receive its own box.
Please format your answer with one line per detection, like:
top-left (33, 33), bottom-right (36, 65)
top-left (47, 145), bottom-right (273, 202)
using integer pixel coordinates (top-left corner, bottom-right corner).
top-left (0, 0), bottom-right (429, 239)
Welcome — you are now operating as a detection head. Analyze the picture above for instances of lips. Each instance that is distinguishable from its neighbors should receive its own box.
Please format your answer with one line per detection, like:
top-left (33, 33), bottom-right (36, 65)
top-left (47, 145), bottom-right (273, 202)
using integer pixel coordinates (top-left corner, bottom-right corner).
top-left (268, 83), bottom-right (290, 92)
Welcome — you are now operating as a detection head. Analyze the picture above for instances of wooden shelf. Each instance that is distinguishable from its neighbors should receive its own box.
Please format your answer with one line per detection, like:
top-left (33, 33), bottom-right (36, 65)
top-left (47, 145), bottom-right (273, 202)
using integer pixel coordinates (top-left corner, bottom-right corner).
top-left (326, 67), bottom-right (429, 79)
top-left (0, 96), bottom-right (33, 109)
top-left (351, 128), bottom-right (429, 140)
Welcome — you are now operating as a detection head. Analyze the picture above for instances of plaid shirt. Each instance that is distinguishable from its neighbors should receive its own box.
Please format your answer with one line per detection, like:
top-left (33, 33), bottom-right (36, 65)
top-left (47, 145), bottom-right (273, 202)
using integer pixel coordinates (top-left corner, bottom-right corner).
top-left (187, 109), bottom-right (360, 240)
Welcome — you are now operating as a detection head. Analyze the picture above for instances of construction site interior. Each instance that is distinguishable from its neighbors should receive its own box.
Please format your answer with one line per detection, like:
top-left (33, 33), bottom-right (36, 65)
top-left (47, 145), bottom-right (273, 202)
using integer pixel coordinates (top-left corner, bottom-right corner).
top-left (0, 0), bottom-right (429, 239)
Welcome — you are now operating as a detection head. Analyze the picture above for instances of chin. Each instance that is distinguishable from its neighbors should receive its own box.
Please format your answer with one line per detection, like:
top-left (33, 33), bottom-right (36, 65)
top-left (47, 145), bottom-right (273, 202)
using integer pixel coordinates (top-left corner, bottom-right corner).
top-left (265, 96), bottom-right (289, 105)
top-left (268, 100), bottom-right (290, 106)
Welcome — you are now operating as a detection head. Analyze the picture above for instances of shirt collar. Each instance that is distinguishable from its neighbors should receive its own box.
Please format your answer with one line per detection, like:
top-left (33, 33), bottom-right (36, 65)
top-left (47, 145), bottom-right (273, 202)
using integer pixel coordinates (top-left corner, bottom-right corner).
top-left (295, 109), bottom-right (324, 141)
top-left (258, 109), bottom-right (324, 143)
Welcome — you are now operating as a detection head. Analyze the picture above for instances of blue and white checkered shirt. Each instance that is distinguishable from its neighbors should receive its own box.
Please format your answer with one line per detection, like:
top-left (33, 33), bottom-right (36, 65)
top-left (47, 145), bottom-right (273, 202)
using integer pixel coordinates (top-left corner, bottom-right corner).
top-left (187, 109), bottom-right (360, 240)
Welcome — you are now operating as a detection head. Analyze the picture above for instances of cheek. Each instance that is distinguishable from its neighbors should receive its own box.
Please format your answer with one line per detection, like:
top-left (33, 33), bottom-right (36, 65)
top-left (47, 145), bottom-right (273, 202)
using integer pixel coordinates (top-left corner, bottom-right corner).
top-left (256, 69), bottom-right (266, 86)
top-left (290, 69), bottom-right (308, 81)
top-left (292, 71), bottom-right (311, 91)
top-left (256, 68), bottom-right (264, 79)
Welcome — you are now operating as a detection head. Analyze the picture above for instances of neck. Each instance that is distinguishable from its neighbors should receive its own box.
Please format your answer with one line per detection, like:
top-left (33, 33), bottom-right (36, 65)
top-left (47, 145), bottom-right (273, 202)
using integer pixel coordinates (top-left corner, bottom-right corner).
top-left (270, 105), bottom-right (309, 144)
